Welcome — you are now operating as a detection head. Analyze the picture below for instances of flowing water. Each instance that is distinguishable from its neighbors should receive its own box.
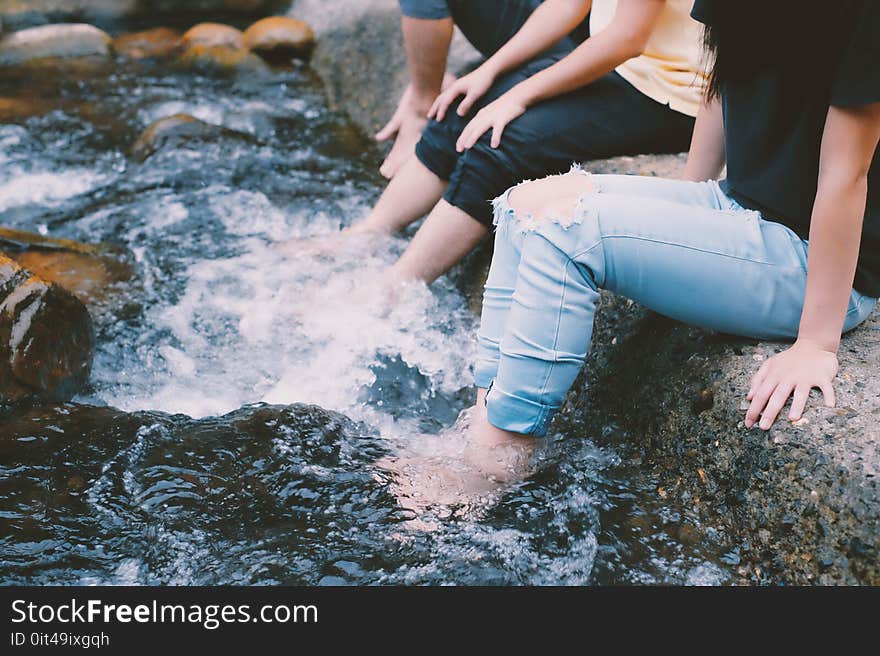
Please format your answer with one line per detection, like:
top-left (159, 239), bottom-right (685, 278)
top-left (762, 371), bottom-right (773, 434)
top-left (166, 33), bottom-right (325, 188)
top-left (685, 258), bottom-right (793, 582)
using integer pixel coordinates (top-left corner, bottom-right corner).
top-left (0, 44), bottom-right (733, 585)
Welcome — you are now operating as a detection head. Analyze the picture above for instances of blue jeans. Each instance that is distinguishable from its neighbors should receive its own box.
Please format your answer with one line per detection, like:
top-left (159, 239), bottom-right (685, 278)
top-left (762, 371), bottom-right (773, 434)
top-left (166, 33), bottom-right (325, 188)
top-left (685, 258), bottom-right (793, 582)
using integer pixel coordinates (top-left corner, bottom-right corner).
top-left (474, 172), bottom-right (878, 436)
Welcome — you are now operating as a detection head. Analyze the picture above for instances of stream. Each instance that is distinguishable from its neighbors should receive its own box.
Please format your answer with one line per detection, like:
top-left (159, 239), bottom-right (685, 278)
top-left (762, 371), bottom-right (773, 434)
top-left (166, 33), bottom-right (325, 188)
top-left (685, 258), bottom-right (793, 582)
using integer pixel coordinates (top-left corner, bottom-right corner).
top-left (0, 29), bottom-right (733, 585)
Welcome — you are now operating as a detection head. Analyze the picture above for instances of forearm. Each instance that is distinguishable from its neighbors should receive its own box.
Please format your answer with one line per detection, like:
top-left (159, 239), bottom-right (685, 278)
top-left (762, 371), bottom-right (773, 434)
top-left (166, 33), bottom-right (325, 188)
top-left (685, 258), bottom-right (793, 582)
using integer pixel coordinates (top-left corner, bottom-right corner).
top-left (798, 180), bottom-right (867, 351)
top-left (510, 0), bottom-right (662, 106)
top-left (797, 104), bottom-right (880, 351)
top-left (682, 97), bottom-right (725, 181)
top-left (481, 0), bottom-right (592, 78)
top-left (403, 16), bottom-right (454, 112)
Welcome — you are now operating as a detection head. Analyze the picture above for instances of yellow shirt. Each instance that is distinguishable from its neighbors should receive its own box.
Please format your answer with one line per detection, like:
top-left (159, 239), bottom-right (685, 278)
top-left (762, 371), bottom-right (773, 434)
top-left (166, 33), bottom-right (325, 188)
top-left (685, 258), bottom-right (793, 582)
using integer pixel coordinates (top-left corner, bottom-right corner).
top-left (590, 0), bottom-right (706, 117)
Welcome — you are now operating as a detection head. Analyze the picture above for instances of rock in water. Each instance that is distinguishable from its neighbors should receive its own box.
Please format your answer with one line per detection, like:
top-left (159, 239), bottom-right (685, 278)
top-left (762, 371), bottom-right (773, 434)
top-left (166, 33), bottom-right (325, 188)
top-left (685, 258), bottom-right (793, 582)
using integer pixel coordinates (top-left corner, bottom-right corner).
top-left (181, 23), bottom-right (244, 49)
top-left (243, 16), bottom-right (315, 61)
top-left (10, 250), bottom-right (129, 309)
top-left (177, 44), bottom-right (267, 73)
top-left (0, 228), bottom-right (136, 322)
top-left (0, 253), bottom-right (94, 402)
top-left (0, 96), bottom-right (51, 122)
top-left (112, 27), bottom-right (181, 60)
top-left (0, 24), bottom-right (111, 65)
top-left (130, 113), bottom-right (256, 162)
top-left (0, 227), bottom-right (101, 256)
top-left (130, 113), bottom-right (223, 161)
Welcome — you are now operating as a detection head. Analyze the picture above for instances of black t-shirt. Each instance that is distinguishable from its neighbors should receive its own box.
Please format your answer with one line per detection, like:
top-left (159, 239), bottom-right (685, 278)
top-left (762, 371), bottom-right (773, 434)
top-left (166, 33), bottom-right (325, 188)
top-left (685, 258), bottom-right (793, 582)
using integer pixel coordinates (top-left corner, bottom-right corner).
top-left (692, 0), bottom-right (880, 297)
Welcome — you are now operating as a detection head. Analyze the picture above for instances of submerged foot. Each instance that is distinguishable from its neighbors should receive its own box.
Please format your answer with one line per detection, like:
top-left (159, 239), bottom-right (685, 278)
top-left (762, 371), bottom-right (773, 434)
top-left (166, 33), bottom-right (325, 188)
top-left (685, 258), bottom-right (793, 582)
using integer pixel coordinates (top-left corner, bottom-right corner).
top-left (272, 224), bottom-right (390, 259)
top-left (377, 406), bottom-right (536, 531)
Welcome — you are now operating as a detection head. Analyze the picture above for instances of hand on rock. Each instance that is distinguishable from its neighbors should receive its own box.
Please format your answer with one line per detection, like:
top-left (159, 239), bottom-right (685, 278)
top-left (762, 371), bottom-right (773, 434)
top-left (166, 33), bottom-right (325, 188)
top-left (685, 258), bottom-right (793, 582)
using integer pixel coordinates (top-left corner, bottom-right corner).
top-left (745, 339), bottom-right (838, 430)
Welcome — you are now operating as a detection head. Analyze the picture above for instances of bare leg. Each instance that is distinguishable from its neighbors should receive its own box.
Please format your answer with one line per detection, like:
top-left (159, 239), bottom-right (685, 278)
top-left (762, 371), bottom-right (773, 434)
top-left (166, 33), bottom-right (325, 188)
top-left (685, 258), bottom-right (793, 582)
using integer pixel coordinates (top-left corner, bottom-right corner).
top-left (378, 397), bottom-right (535, 528)
top-left (376, 17), bottom-right (454, 179)
top-left (390, 199), bottom-right (488, 283)
top-left (274, 155), bottom-right (447, 256)
top-left (354, 155), bottom-right (448, 234)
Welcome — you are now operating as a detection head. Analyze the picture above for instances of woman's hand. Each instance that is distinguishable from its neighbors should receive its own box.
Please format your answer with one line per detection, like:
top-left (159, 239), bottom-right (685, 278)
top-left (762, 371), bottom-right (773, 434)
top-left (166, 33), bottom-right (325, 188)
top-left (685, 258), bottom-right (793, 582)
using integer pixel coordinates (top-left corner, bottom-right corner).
top-left (745, 339), bottom-right (839, 430)
top-left (454, 88), bottom-right (529, 152)
top-left (428, 66), bottom-right (497, 122)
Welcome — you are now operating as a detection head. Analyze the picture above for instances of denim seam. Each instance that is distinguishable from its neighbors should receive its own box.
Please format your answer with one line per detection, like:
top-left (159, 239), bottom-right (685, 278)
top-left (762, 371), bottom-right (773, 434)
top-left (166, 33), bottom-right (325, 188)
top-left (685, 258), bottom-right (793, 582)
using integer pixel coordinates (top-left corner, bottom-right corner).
top-left (846, 294), bottom-right (867, 318)
top-left (570, 234), bottom-right (791, 267)
top-left (534, 246), bottom-right (572, 419)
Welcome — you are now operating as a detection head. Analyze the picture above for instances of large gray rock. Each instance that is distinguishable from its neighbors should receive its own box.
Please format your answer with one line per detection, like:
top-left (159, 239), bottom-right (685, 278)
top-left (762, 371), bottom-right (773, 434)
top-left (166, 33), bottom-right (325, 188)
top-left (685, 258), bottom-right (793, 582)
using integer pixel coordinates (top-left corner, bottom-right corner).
top-left (291, 0), bottom-right (480, 136)
top-left (293, 0), bottom-right (880, 584)
top-left (555, 284), bottom-right (880, 585)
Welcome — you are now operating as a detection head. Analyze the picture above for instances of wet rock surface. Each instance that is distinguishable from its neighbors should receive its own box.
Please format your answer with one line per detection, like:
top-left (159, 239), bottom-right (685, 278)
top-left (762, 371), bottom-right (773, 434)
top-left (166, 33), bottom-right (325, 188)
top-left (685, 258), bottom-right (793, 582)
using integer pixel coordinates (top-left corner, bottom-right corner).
top-left (0, 95), bottom-right (51, 121)
top-left (0, 22), bottom-right (111, 64)
top-left (0, 402), bottom-right (397, 585)
top-left (0, 227), bottom-right (135, 310)
top-left (555, 289), bottom-right (880, 585)
top-left (0, 253), bottom-right (95, 402)
top-left (301, 0), bottom-right (880, 584)
top-left (130, 112), bottom-right (257, 161)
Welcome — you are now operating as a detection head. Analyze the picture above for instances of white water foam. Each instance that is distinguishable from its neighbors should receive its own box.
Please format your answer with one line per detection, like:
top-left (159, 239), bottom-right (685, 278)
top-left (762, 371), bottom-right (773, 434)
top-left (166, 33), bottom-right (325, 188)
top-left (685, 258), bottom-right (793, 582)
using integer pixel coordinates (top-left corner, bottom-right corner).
top-left (0, 168), bottom-right (106, 212)
top-left (98, 189), bottom-right (477, 439)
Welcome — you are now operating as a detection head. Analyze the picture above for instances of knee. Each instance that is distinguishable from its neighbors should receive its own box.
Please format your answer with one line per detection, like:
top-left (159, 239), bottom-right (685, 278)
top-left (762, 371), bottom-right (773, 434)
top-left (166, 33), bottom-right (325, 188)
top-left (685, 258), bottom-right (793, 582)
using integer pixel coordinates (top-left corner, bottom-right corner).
top-left (449, 139), bottom-right (520, 219)
top-left (507, 170), bottom-right (599, 224)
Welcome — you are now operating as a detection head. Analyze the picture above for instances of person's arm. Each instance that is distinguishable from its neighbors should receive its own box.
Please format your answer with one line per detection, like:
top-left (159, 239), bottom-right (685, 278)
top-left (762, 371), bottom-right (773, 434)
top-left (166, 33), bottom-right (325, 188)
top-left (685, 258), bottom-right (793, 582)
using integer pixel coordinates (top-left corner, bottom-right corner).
top-left (682, 96), bottom-right (725, 181)
top-left (430, 0), bottom-right (592, 120)
top-left (746, 102), bottom-right (880, 429)
top-left (375, 15), bottom-right (454, 178)
top-left (453, 0), bottom-right (666, 150)
top-left (400, 16), bottom-right (454, 114)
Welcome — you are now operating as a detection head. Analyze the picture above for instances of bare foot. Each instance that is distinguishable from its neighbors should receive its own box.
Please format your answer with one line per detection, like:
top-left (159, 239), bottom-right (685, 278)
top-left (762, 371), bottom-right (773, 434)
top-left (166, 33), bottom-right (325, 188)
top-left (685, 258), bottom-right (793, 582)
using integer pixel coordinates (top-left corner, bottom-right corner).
top-left (377, 406), bottom-right (535, 531)
top-left (272, 224), bottom-right (388, 259)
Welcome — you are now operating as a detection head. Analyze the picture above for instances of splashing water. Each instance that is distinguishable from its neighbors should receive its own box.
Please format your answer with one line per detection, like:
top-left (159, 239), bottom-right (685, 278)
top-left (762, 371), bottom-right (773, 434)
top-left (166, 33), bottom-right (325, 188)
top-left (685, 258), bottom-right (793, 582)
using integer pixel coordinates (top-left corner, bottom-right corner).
top-left (0, 53), bottom-right (732, 585)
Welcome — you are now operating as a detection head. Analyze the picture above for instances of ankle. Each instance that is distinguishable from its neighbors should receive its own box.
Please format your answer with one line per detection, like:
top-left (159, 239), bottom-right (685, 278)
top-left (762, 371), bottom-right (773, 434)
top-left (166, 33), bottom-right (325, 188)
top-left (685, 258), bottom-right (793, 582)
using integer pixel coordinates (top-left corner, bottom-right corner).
top-left (344, 221), bottom-right (390, 236)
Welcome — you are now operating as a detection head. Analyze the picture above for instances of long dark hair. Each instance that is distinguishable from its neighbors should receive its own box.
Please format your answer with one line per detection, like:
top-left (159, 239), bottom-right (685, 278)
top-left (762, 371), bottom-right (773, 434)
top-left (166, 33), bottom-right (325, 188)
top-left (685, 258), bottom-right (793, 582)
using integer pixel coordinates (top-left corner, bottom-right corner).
top-left (700, 0), bottom-right (829, 99)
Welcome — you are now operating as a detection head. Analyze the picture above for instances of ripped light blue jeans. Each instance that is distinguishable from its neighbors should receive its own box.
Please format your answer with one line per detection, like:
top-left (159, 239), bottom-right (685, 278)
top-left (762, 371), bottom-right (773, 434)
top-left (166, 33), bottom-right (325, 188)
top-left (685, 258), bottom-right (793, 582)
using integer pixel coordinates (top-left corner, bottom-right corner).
top-left (474, 172), bottom-right (878, 436)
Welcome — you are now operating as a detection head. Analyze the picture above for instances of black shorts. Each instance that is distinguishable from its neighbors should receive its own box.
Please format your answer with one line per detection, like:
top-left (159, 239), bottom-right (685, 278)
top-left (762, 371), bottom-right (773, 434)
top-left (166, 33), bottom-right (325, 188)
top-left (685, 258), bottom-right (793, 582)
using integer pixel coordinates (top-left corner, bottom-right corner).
top-left (416, 1), bottom-right (695, 226)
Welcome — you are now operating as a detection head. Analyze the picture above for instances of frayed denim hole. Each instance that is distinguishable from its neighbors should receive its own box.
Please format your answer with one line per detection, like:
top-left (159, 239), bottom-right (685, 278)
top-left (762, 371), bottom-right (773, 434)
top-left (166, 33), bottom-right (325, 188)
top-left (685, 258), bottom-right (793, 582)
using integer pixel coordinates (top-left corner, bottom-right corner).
top-left (491, 184), bottom-right (519, 228)
top-left (494, 171), bottom-right (600, 233)
top-left (533, 182), bottom-right (601, 232)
